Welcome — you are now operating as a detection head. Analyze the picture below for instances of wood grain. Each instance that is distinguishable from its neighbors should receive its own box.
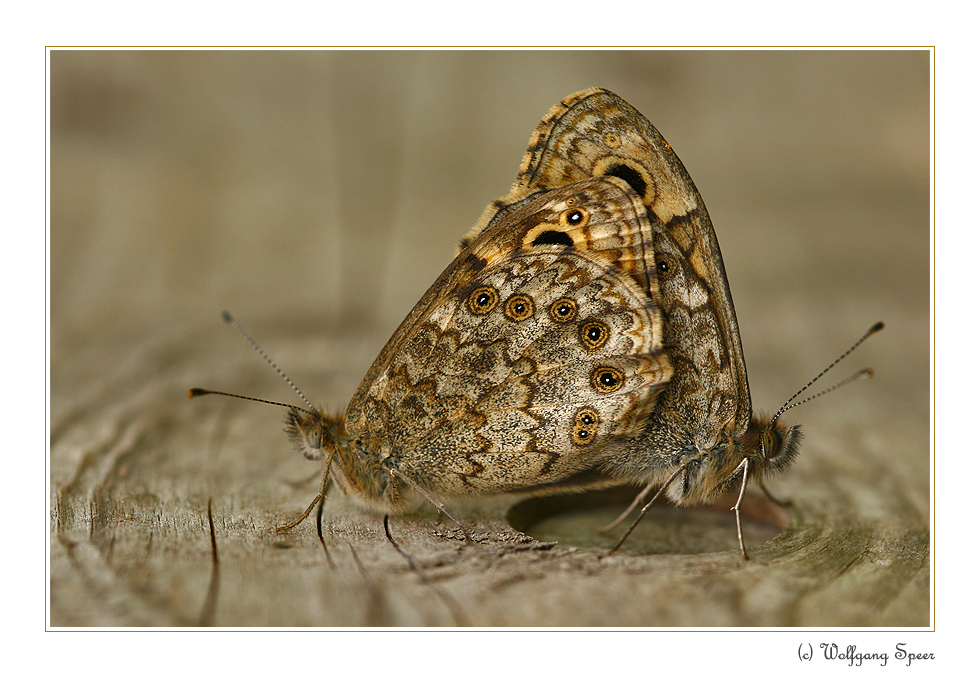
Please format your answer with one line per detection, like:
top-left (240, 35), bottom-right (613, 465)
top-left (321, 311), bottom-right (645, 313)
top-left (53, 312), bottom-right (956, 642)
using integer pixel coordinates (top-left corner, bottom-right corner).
top-left (49, 50), bottom-right (930, 627)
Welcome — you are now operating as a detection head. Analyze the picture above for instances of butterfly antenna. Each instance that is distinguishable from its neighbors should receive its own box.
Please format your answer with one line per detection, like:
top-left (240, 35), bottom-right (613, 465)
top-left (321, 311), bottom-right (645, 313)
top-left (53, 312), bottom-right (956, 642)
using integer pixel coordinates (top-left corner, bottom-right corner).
top-left (219, 311), bottom-right (316, 412)
top-left (770, 321), bottom-right (883, 424)
top-left (186, 387), bottom-right (315, 417)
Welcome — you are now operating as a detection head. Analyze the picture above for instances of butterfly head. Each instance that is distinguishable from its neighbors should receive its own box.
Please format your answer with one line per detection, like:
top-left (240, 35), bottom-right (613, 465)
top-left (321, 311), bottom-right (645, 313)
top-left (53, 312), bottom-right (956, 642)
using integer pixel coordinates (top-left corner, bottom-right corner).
top-left (284, 407), bottom-right (346, 462)
top-left (685, 415), bottom-right (801, 504)
top-left (742, 413), bottom-right (803, 479)
top-left (285, 406), bottom-right (412, 512)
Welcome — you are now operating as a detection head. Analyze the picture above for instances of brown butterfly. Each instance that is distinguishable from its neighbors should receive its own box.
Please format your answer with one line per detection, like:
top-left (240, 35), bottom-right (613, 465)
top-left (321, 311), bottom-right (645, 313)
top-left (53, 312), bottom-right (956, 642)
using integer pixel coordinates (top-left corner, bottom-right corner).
top-left (466, 88), bottom-right (879, 557)
top-left (193, 176), bottom-right (673, 535)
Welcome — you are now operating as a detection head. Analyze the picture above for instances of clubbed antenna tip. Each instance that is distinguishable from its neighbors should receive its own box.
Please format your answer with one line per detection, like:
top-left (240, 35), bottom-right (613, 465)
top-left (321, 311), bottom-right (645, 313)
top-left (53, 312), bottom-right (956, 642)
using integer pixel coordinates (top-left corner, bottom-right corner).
top-left (770, 322), bottom-right (883, 423)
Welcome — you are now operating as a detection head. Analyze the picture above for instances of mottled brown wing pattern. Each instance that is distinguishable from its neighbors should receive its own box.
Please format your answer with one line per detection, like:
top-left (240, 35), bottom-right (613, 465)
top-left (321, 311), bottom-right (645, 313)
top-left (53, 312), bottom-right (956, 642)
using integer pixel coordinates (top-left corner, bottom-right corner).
top-left (467, 89), bottom-right (754, 459)
top-left (465, 89), bottom-right (803, 556)
top-left (339, 177), bottom-right (672, 505)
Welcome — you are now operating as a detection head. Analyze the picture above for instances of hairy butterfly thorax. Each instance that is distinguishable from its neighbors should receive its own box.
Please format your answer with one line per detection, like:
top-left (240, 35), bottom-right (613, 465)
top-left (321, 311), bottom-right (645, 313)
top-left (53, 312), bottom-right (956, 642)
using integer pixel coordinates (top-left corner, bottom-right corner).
top-left (282, 407), bottom-right (401, 513)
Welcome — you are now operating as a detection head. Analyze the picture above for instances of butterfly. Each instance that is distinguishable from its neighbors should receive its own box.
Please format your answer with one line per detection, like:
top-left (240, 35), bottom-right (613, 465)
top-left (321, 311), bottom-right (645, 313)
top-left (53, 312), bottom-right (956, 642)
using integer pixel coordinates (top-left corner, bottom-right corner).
top-left (194, 176), bottom-right (673, 535)
top-left (465, 87), bottom-right (879, 557)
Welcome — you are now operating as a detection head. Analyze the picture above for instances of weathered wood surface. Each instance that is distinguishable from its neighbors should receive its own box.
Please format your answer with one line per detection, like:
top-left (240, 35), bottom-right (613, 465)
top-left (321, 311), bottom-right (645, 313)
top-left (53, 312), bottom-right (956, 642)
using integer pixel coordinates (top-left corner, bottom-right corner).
top-left (49, 50), bottom-right (930, 627)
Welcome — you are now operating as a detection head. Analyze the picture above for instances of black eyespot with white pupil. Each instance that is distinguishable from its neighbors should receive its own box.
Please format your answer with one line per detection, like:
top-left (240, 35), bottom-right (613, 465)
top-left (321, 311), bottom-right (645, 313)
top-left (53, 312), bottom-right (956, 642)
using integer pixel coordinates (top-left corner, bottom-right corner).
top-left (467, 285), bottom-right (499, 315)
top-left (579, 320), bottom-right (610, 351)
top-left (591, 366), bottom-right (625, 394)
top-left (559, 206), bottom-right (589, 229)
top-left (549, 298), bottom-right (578, 323)
top-left (572, 406), bottom-right (601, 446)
top-left (504, 294), bottom-right (534, 322)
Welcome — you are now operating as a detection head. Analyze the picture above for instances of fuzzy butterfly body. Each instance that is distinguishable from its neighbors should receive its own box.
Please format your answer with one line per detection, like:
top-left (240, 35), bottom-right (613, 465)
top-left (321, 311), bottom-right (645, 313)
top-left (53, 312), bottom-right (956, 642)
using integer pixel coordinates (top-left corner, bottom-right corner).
top-left (287, 176), bottom-right (672, 512)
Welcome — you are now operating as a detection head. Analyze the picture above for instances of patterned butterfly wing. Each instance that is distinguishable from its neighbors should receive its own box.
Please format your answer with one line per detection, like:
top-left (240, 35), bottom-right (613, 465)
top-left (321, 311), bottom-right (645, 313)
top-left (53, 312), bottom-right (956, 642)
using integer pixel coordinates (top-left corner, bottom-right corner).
top-left (340, 177), bottom-right (672, 507)
top-left (465, 88), bottom-right (755, 478)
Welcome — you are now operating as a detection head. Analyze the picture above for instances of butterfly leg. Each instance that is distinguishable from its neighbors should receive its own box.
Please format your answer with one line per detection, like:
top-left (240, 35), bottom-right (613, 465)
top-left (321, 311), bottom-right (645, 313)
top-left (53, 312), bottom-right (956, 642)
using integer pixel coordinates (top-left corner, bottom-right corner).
top-left (598, 476), bottom-right (660, 533)
top-left (607, 465), bottom-right (686, 555)
top-left (730, 457), bottom-right (751, 560)
top-left (383, 514), bottom-right (471, 625)
top-left (388, 467), bottom-right (472, 544)
top-left (383, 513), bottom-right (418, 565)
top-left (314, 489), bottom-right (335, 568)
top-left (277, 447), bottom-right (336, 532)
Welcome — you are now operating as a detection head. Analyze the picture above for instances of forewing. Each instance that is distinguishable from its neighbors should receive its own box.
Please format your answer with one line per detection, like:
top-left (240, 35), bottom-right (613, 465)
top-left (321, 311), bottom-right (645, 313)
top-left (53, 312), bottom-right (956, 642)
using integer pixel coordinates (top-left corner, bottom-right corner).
top-left (346, 178), bottom-right (671, 496)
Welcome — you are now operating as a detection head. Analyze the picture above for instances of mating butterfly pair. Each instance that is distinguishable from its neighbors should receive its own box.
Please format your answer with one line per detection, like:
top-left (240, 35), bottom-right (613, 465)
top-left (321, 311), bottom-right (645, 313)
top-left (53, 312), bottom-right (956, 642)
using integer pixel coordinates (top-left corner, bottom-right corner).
top-left (194, 88), bottom-right (878, 558)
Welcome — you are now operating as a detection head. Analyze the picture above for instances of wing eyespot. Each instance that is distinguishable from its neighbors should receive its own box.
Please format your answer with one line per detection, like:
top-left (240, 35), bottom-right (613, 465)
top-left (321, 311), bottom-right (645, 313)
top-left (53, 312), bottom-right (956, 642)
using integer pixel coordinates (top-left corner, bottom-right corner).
top-left (591, 366), bottom-right (625, 394)
top-left (466, 285), bottom-right (500, 315)
top-left (503, 293), bottom-right (535, 322)
top-left (559, 207), bottom-right (589, 229)
top-left (579, 320), bottom-right (610, 351)
top-left (549, 298), bottom-right (579, 323)
top-left (571, 406), bottom-right (601, 446)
